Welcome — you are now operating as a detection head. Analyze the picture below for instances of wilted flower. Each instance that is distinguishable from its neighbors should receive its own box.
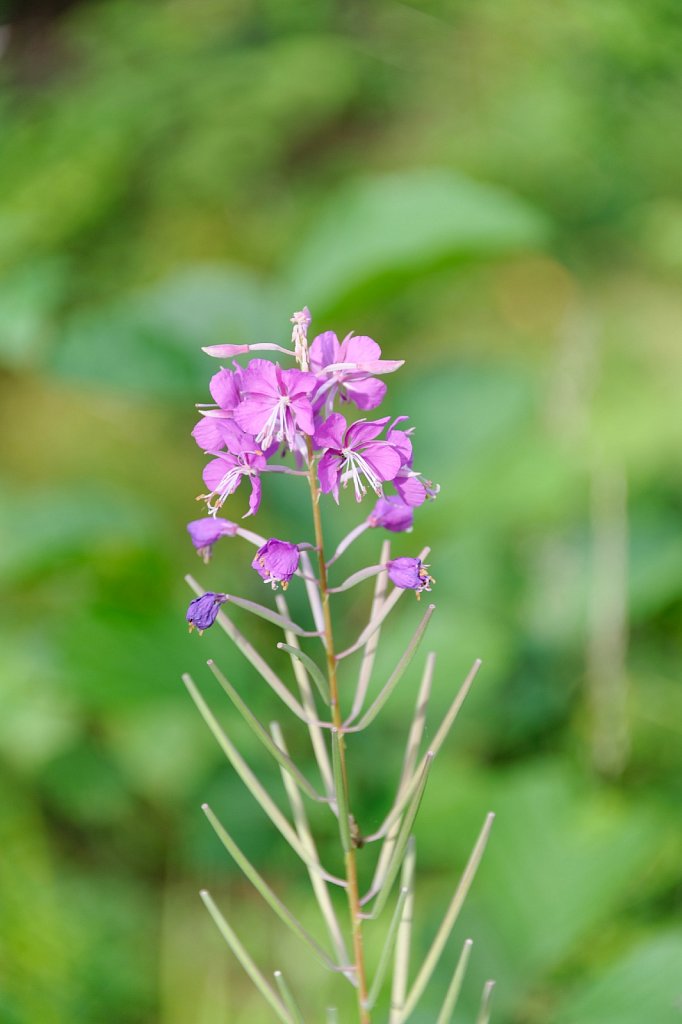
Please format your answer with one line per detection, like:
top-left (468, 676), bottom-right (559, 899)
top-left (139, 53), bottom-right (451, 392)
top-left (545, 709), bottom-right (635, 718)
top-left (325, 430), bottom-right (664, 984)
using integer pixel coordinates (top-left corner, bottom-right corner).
top-left (386, 557), bottom-right (434, 597)
top-left (252, 538), bottom-right (300, 590)
top-left (315, 413), bottom-right (402, 503)
top-left (235, 360), bottom-right (317, 451)
top-left (187, 517), bottom-right (238, 563)
top-left (186, 592), bottom-right (228, 633)
top-left (368, 496), bottom-right (414, 533)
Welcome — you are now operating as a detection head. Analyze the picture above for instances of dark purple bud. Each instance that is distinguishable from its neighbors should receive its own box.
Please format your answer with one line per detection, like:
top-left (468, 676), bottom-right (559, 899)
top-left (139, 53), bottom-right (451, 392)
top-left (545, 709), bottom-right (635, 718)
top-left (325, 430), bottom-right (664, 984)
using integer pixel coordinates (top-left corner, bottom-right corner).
top-left (186, 592), bottom-right (228, 633)
top-left (368, 496), bottom-right (414, 533)
top-left (252, 538), bottom-right (300, 590)
top-left (386, 557), bottom-right (434, 597)
top-left (187, 517), bottom-right (238, 563)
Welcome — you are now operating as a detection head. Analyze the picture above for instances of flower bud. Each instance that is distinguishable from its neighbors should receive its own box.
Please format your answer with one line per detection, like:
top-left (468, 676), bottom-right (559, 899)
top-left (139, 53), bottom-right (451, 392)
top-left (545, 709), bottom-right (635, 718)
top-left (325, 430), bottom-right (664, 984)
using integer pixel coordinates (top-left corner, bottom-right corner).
top-left (386, 557), bottom-right (434, 597)
top-left (187, 517), bottom-right (238, 563)
top-left (252, 538), bottom-right (300, 590)
top-left (368, 496), bottom-right (414, 533)
top-left (186, 592), bottom-right (228, 633)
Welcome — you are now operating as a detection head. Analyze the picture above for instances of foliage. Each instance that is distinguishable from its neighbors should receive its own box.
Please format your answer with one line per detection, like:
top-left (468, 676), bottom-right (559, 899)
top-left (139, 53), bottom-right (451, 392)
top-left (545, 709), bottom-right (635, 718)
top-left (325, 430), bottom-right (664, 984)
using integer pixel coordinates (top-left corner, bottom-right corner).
top-left (1, 0), bottom-right (681, 1021)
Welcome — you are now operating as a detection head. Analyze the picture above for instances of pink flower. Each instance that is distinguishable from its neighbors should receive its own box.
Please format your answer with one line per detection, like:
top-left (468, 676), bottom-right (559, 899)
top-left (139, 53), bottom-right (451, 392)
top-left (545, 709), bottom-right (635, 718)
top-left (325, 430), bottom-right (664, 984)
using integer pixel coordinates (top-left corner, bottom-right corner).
top-left (187, 517), bottom-right (238, 563)
top-left (192, 367), bottom-right (242, 451)
top-left (368, 496), bottom-right (414, 532)
top-left (234, 360), bottom-right (317, 451)
top-left (186, 592), bottom-right (228, 633)
top-left (314, 413), bottom-right (402, 503)
top-left (251, 538), bottom-right (300, 590)
top-left (386, 557), bottom-right (434, 597)
top-left (200, 422), bottom-right (267, 517)
top-left (310, 331), bottom-right (403, 415)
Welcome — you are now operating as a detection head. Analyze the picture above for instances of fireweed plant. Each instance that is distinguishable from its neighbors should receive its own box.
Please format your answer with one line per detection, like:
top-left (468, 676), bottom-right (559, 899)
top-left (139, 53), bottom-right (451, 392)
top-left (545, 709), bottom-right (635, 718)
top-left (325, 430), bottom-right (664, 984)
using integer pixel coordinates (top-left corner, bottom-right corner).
top-left (182, 309), bottom-right (495, 1023)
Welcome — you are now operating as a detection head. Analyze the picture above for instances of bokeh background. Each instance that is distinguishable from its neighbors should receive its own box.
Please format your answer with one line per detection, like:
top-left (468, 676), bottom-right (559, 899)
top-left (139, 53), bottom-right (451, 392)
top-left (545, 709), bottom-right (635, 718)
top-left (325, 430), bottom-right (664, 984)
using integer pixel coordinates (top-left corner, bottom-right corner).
top-left (1, 1), bottom-right (681, 1021)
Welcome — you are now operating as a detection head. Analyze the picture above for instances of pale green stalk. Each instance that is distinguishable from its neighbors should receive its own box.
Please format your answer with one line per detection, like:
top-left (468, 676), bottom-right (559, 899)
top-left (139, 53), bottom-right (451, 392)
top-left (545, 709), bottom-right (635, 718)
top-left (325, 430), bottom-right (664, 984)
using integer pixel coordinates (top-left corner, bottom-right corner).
top-left (435, 939), bottom-right (473, 1024)
top-left (182, 674), bottom-right (344, 886)
top-left (347, 541), bottom-right (390, 723)
top-left (200, 890), bottom-right (294, 1024)
top-left (364, 886), bottom-right (408, 1010)
top-left (401, 813), bottom-right (495, 1020)
top-left (275, 592), bottom-right (334, 799)
top-left (389, 838), bottom-right (416, 1024)
top-left (274, 971), bottom-right (304, 1024)
top-left (347, 604), bottom-right (436, 731)
top-left (271, 723), bottom-right (352, 976)
top-left (361, 755), bottom-right (433, 917)
top-left (202, 803), bottom-right (337, 971)
top-left (206, 660), bottom-right (326, 802)
top-left (475, 980), bottom-right (496, 1024)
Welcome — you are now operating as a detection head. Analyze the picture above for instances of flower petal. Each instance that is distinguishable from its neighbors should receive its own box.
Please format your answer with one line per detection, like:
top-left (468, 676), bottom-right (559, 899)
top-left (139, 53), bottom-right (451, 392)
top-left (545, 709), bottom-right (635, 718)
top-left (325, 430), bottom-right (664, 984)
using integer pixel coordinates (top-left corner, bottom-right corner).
top-left (314, 412), bottom-right (347, 450)
top-left (317, 450), bottom-right (341, 502)
top-left (309, 331), bottom-right (340, 372)
top-left (345, 416), bottom-right (391, 448)
top-left (343, 377), bottom-right (386, 411)
top-left (339, 334), bottom-right (381, 364)
top-left (362, 442), bottom-right (402, 482)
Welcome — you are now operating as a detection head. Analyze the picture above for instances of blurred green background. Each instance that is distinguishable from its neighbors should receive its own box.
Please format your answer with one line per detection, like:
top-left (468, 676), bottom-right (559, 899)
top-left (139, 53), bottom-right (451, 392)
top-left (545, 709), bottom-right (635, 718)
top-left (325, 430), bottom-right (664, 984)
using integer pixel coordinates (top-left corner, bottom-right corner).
top-left (1, 1), bottom-right (681, 1021)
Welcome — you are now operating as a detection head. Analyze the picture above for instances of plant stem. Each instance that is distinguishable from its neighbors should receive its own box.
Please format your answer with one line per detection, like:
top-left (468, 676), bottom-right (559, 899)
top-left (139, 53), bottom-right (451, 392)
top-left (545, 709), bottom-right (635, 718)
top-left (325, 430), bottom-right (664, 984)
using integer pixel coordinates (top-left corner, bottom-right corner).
top-left (306, 438), bottom-right (371, 1024)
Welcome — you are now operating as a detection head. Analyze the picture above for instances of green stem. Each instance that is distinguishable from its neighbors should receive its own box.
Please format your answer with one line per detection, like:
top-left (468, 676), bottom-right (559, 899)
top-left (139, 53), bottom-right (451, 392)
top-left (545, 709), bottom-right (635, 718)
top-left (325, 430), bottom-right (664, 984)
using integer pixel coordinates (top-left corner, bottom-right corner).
top-left (306, 438), bottom-right (371, 1024)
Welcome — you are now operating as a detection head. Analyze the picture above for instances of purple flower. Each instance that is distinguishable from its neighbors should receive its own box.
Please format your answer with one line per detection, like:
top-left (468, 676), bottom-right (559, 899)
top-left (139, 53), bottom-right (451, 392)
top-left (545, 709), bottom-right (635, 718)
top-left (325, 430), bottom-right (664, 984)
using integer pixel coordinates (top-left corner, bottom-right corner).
top-left (252, 538), bottom-right (300, 590)
top-left (234, 359), bottom-right (317, 451)
top-left (201, 422), bottom-right (267, 517)
top-left (368, 496), bottom-right (414, 533)
top-left (186, 592), bottom-right (228, 633)
top-left (315, 413), bottom-right (402, 503)
top-left (386, 420), bottom-right (439, 507)
top-left (310, 331), bottom-right (404, 414)
top-left (386, 557), bottom-right (434, 597)
top-left (192, 368), bottom-right (242, 451)
top-left (187, 517), bottom-right (238, 563)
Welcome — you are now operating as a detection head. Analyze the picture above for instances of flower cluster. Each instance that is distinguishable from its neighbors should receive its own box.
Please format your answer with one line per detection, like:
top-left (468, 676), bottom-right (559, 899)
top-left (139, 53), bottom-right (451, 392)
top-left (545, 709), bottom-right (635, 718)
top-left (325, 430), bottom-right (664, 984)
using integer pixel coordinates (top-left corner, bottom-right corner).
top-left (186, 309), bottom-right (438, 627)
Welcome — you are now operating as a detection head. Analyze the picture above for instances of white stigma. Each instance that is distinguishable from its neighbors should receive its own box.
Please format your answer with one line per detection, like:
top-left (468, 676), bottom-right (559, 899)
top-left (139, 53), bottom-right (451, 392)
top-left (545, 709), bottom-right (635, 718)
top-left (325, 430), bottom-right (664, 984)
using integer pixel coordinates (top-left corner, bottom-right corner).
top-left (340, 448), bottom-right (383, 501)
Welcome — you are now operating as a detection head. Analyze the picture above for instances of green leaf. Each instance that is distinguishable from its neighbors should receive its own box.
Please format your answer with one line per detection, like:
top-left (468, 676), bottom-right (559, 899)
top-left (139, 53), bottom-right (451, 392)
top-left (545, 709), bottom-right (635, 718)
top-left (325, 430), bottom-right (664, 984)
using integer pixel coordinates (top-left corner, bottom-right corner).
top-left (285, 170), bottom-right (550, 307)
top-left (554, 931), bottom-right (682, 1024)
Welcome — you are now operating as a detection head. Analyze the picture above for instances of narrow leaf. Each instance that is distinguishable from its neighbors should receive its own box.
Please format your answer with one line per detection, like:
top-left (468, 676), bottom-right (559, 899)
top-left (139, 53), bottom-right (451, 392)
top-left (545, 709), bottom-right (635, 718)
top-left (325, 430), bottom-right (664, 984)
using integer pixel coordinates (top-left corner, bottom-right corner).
top-left (364, 886), bottom-right (408, 1010)
top-left (202, 804), bottom-right (337, 972)
top-left (476, 980), bottom-right (495, 1024)
top-left (402, 813), bottom-right (495, 1020)
top-left (328, 564), bottom-right (383, 593)
top-left (299, 550), bottom-right (326, 638)
top-left (389, 839), bottom-right (416, 1024)
top-left (362, 754), bottom-right (433, 917)
top-left (331, 729), bottom-right (351, 853)
top-left (327, 521), bottom-right (370, 566)
top-left (276, 592), bottom-right (334, 799)
top-left (436, 939), bottom-right (473, 1024)
top-left (347, 541), bottom-right (390, 723)
top-left (182, 674), bottom-right (344, 885)
top-left (348, 604), bottom-right (436, 731)
top-left (274, 971), bottom-right (304, 1024)
top-left (368, 652), bottom-right (435, 845)
top-left (277, 643), bottom-right (330, 706)
top-left (207, 660), bottom-right (325, 802)
top-left (337, 547), bottom-right (429, 660)
top-left (224, 593), bottom-right (320, 636)
top-left (200, 889), bottom-right (294, 1024)
top-left (186, 575), bottom-right (310, 724)
top-left (270, 723), bottom-right (353, 977)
